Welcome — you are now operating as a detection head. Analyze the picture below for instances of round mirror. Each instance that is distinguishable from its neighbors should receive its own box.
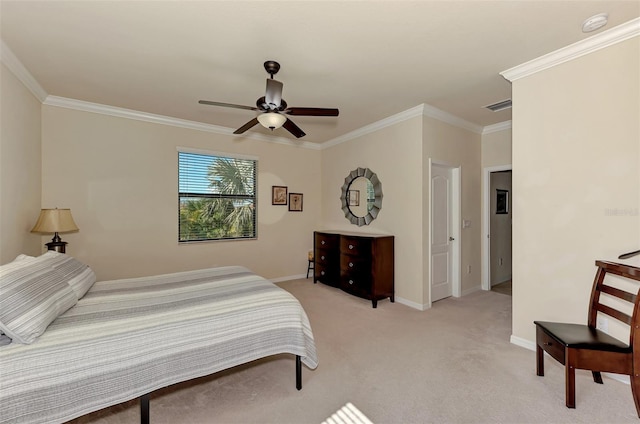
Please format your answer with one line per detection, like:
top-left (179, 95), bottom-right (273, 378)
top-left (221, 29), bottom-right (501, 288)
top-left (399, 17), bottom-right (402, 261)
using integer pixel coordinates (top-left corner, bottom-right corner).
top-left (340, 167), bottom-right (382, 226)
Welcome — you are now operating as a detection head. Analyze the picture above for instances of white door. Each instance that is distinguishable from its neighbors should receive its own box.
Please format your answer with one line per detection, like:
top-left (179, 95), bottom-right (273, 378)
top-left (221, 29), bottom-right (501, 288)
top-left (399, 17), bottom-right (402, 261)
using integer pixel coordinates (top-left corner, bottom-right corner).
top-left (431, 164), bottom-right (453, 302)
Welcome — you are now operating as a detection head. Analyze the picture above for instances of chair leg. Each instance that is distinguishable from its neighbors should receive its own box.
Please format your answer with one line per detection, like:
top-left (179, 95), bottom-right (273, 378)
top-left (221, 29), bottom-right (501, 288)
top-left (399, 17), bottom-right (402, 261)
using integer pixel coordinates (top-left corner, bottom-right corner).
top-left (565, 357), bottom-right (576, 409)
top-left (536, 344), bottom-right (545, 377)
top-left (592, 371), bottom-right (603, 384)
top-left (631, 372), bottom-right (640, 418)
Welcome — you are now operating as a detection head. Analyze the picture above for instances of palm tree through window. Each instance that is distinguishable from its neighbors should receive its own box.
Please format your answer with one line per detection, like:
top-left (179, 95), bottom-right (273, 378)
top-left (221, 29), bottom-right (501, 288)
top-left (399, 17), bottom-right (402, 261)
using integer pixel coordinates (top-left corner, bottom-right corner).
top-left (178, 150), bottom-right (257, 241)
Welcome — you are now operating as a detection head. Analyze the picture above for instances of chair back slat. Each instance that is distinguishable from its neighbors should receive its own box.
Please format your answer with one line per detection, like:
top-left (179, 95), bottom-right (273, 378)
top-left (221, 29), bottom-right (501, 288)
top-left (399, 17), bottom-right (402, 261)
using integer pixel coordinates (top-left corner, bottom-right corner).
top-left (599, 284), bottom-right (637, 303)
top-left (589, 261), bottom-right (640, 346)
top-left (595, 303), bottom-right (632, 325)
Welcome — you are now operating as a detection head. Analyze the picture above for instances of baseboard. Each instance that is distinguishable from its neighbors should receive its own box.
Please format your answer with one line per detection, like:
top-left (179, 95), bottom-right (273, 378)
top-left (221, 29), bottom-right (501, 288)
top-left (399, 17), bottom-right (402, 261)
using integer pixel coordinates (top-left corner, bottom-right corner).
top-left (395, 296), bottom-right (427, 311)
top-left (510, 335), bottom-right (630, 385)
top-left (272, 274), bottom-right (307, 283)
top-left (510, 334), bottom-right (536, 350)
top-left (461, 285), bottom-right (482, 296)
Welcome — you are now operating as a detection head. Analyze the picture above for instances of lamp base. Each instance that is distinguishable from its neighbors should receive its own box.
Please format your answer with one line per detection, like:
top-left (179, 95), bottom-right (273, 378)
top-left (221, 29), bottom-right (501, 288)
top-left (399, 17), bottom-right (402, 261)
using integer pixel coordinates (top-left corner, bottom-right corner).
top-left (45, 240), bottom-right (67, 253)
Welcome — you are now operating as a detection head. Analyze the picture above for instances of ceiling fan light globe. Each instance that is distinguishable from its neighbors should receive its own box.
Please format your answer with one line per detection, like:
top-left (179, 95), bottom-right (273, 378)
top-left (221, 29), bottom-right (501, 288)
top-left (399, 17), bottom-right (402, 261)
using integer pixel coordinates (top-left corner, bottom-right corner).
top-left (257, 112), bottom-right (286, 130)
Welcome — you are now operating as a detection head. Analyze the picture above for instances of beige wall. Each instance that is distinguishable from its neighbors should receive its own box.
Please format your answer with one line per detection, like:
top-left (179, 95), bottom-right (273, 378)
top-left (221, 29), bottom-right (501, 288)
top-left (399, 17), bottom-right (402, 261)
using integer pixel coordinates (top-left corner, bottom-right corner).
top-left (41, 106), bottom-right (321, 281)
top-left (0, 63), bottom-right (42, 263)
top-left (511, 37), bottom-right (640, 344)
top-left (320, 112), bottom-right (481, 309)
top-left (423, 116), bottom-right (482, 301)
top-left (317, 117), bottom-right (422, 303)
top-left (320, 116), bottom-right (424, 305)
top-left (481, 128), bottom-right (512, 169)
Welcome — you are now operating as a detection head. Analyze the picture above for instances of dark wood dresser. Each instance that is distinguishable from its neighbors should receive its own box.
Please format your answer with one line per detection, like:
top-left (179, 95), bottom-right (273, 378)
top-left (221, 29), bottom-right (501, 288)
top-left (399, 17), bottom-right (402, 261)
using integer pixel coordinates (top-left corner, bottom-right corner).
top-left (313, 231), bottom-right (394, 308)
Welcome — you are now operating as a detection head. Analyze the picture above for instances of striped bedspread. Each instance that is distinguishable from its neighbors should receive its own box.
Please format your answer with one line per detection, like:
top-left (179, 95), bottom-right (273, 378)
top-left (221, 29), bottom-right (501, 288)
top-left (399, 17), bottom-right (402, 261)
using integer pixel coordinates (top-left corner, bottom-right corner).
top-left (0, 266), bottom-right (318, 424)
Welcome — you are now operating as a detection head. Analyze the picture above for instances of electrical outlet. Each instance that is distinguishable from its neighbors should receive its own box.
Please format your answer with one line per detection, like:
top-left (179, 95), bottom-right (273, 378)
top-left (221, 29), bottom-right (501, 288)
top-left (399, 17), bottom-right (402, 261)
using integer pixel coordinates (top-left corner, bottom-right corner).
top-left (597, 316), bottom-right (608, 332)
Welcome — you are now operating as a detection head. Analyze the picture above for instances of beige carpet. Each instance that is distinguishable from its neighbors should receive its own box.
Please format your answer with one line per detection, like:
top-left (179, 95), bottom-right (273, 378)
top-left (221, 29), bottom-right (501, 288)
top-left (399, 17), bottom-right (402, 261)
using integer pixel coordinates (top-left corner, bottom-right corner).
top-left (70, 278), bottom-right (638, 424)
top-left (491, 280), bottom-right (512, 296)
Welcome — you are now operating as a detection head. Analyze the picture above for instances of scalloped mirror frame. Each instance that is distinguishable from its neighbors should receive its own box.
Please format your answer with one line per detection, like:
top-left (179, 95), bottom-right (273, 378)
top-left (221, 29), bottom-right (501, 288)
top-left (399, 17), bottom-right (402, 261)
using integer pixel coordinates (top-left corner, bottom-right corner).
top-left (340, 167), bottom-right (383, 226)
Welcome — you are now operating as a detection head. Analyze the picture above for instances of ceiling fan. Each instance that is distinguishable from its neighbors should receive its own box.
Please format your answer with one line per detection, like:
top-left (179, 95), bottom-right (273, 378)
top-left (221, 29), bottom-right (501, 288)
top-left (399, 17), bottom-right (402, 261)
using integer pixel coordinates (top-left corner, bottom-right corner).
top-left (199, 60), bottom-right (339, 138)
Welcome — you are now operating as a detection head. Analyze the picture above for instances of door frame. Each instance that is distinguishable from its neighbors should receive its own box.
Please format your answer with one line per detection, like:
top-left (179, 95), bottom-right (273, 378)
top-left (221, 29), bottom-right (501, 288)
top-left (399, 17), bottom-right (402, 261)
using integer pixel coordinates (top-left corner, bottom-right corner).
top-left (482, 164), bottom-right (512, 291)
top-left (428, 159), bottom-right (461, 308)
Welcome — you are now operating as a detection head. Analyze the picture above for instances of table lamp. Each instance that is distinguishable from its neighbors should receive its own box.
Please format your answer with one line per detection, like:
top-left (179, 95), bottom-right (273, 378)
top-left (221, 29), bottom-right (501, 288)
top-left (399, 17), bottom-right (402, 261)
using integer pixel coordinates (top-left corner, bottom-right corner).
top-left (31, 208), bottom-right (79, 253)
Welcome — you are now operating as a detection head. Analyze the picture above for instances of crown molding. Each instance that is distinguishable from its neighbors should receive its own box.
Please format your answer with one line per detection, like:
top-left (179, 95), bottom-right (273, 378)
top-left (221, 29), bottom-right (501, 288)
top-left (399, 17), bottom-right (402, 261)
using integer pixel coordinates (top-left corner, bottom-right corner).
top-left (421, 103), bottom-right (484, 134)
top-left (321, 103), bottom-right (483, 149)
top-left (0, 40), bottom-right (48, 102)
top-left (42, 95), bottom-right (319, 149)
top-left (501, 17), bottom-right (640, 82)
top-left (321, 104), bottom-right (425, 149)
top-left (482, 120), bottom-right (512, 135)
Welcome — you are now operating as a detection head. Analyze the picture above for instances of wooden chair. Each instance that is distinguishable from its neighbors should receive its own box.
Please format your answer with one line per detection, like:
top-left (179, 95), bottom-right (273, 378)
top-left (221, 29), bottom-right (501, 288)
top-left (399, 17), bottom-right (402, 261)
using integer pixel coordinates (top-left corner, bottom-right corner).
top-left (307, 250), bottom-right (314, 278)
top-left (534, 260), bottom-right (640, 416)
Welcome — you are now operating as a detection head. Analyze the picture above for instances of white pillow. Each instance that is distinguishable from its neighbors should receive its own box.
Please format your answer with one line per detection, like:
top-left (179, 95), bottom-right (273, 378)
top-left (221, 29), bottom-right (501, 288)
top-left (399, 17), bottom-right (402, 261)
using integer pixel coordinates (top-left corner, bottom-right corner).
top-left (12, 254), bottom-right (35, 262)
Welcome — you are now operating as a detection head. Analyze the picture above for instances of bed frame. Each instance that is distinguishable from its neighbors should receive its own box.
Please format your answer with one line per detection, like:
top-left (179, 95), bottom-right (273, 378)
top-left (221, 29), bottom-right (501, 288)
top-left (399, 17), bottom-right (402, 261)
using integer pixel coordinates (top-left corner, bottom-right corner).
top-left (139, 356), bottom-right (302, 424)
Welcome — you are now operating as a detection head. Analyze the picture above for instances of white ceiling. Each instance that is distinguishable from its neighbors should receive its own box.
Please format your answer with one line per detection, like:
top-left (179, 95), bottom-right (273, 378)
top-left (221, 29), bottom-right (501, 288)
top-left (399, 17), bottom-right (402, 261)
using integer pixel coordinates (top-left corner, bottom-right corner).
top-left (2, 1), bottom-right (639, 144)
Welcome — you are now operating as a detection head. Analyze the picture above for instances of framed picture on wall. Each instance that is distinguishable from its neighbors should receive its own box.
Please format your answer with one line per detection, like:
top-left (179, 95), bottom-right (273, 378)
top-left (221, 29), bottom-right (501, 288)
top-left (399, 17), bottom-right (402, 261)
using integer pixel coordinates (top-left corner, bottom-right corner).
top-left (348, 190), bottom-right (360, 206)
top-left (288, 193), bottom-right (303, 212)
top-left (272, 186), bottom-right (288, 205)
top-left (496, 189), bottom-right (509, 214)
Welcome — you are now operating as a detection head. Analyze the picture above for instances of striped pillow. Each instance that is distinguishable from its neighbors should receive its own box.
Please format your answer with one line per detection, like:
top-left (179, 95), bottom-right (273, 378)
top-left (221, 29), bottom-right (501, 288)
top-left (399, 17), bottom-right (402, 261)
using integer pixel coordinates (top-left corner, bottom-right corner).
top-left (45, 252), bottom-right (96, 299)
top-left (0, 255), bottom-right (78, 344)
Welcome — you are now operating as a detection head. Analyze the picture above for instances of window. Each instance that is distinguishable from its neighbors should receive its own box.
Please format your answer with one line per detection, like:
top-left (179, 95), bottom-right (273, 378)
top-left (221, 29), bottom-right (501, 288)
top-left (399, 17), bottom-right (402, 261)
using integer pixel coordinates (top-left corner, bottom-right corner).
top-left (178, 149), bottom-right (257, 242)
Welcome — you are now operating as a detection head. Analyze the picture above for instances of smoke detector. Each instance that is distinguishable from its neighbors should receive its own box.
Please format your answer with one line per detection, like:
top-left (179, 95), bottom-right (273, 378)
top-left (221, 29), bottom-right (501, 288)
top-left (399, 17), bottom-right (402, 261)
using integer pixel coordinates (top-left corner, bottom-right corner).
top-left (582, 13), bottom-right (608, 33)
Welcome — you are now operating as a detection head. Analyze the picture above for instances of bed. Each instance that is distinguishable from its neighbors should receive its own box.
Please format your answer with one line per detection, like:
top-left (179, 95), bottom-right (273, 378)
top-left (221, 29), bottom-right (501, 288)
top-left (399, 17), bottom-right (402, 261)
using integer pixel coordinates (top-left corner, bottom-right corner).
top-left (0, 252), bottom-right (318, 424)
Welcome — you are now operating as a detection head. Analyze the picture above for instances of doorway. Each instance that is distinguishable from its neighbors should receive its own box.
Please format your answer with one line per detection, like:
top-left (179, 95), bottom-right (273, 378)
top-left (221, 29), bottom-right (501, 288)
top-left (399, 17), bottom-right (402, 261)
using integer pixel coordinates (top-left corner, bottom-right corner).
top-left (429, 160), bottom-right (461, 305)
top-left (482, 166), bottom-right (512, 292)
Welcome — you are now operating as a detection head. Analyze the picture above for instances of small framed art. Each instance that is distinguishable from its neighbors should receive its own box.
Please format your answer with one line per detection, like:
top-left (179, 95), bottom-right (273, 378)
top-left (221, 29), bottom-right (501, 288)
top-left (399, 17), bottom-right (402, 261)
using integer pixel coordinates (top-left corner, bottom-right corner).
top-left (272, 186), bottom-right (288, 205)
top-left (496, 189), bottom-right (509, 214)
top-left (348, 190), bottom-right (360, 206)
top-left (288, 193), bottom-right (303, 212)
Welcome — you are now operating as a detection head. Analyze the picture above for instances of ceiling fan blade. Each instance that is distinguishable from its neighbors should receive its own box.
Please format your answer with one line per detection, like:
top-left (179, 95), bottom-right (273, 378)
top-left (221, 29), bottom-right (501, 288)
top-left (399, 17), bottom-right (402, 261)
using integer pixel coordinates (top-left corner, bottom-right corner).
top-left (233, 117), bottom-right (260, 134)
top-left (282, 118), bottom-right (306, 138)
top-left (199, 100), bottom-right (257, 111)
top-left (264, 79), bottom-right (283, 109)
top-left (285, 107), bottom-right (339, 117)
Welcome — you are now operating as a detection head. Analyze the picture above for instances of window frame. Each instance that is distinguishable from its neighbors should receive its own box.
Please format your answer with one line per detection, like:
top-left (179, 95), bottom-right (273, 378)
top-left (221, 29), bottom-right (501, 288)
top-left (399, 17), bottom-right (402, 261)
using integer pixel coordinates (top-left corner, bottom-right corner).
top-left (178, 147), bottom-right (258, 243)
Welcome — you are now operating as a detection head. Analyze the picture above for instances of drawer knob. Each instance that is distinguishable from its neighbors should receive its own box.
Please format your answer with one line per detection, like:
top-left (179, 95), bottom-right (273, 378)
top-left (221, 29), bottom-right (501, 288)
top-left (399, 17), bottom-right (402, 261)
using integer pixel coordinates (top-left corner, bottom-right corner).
top-left (321, 255), bottom-right (325, 260)
top-left (543, 342), bottom-right (552, 346)
top-left (348, 244), bottom-right (354, 249)
top-left (349, 262), bottom-right (354, 267)
top-left (321, 240), bottom-right (325, 245)
top-left (321, 271), bottom-right (325, 276)
top-left (349, 280), bottom-right (354, 285)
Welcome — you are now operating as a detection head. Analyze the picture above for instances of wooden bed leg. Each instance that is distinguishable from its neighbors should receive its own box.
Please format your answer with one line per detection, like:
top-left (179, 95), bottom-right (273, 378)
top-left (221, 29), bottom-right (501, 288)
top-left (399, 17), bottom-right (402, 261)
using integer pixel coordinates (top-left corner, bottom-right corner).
top-left (296, 355), bottom-right (302, 390)
top-left (140, 393), bottom-right (150, 424)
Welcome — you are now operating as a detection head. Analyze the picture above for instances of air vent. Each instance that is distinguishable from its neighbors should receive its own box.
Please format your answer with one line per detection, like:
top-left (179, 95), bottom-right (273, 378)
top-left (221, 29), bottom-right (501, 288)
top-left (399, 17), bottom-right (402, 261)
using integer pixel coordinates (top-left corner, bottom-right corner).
top-left (484, 99), bottom-right (512, 112)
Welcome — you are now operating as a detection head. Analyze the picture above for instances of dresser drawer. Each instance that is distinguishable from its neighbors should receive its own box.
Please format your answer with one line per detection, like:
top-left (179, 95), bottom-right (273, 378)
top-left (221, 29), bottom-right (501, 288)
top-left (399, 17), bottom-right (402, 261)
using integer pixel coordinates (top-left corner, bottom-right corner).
top-left (340, 255), bottom-right (371, 275)
top-left (341, 273), bottom-right (370, 296)
top-left (315, 232), bottom-right (339, 250)
top-left (340, 236), bottom-right (372, 257)
top-left (314, 263), bottom-right (339, 287)
top-left (315, 248), bottom-right (337, 265)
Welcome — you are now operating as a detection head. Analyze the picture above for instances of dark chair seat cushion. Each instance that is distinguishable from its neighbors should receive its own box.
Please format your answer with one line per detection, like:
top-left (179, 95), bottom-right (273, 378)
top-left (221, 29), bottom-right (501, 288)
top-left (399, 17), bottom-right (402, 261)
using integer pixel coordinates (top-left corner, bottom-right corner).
top-left (535, 321), bottom-right (631, 353)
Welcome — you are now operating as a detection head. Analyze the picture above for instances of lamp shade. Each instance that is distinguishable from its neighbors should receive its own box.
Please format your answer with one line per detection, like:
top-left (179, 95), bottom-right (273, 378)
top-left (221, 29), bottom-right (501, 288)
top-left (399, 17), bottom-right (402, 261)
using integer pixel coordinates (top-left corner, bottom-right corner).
top-left (31, 209), bottom-right (79, 234)
top-left (257, 112), bottom-right (286, 130)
